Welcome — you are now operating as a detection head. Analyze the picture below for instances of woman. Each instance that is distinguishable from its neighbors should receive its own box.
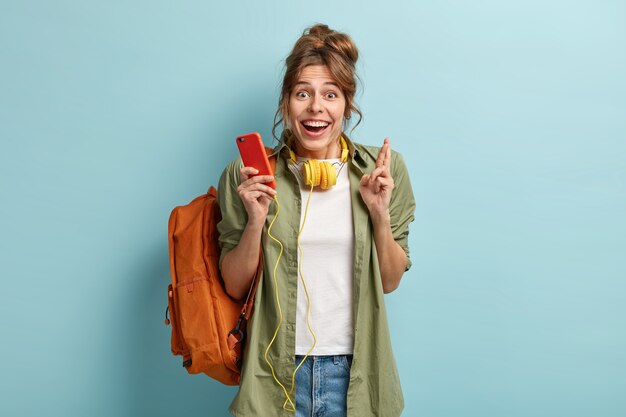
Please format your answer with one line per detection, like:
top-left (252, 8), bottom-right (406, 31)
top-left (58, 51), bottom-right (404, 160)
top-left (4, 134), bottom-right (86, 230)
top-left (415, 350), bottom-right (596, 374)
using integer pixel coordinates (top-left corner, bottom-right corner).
top-left (217, 24), bottom-right (415, 417)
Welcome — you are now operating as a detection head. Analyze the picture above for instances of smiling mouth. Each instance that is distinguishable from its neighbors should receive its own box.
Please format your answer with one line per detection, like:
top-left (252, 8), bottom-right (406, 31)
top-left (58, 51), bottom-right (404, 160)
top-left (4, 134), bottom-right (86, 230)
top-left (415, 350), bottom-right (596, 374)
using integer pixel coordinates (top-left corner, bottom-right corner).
top-left (301, 120), bottom-right (330, 134)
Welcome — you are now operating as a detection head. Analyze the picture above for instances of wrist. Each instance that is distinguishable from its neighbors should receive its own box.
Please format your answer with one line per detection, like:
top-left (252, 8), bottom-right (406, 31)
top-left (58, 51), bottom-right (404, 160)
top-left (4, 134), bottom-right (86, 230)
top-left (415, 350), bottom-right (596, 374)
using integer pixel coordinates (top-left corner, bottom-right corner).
top-left (369, 208), bottom-right (391, 227)
top-left (245, 216), bottom-right (265, 232)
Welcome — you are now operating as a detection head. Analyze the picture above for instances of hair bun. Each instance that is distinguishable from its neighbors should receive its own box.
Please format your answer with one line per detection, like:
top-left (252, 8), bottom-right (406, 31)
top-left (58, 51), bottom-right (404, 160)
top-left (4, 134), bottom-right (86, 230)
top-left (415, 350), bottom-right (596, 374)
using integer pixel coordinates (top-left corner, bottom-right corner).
top-left (305, 24), bottom-right (359, 66)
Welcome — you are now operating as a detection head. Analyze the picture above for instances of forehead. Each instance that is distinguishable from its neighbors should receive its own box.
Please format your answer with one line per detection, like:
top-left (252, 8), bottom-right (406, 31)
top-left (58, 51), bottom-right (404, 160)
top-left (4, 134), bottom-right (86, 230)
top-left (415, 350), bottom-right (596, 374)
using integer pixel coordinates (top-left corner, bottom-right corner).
top-left (295, 65), bottom-right (337, 86)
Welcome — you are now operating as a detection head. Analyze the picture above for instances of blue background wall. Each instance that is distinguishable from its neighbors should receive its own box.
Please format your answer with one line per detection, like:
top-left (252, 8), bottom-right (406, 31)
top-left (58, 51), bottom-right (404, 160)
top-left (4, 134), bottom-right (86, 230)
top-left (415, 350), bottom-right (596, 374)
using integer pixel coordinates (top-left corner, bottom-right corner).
top-left (1, 1), bottom-right (625, 416)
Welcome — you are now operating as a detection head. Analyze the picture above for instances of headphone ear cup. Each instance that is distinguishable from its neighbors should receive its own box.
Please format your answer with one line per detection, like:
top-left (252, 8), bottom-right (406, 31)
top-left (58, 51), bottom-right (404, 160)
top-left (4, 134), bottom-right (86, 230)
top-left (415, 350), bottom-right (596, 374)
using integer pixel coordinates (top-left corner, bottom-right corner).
top-left (320, 162), bottom-right (329, 190)
top-left (302, 161), bottom-right (312, 186)
top-left (312, 160), bottom-right (321, 187)
top-left (325, 162), bottom-right (337, 189)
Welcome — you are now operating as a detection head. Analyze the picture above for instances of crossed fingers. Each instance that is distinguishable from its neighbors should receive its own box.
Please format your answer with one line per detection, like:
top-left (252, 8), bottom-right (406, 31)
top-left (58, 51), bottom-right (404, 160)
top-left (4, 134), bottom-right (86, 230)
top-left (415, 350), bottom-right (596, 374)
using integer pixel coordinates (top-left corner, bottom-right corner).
top-left (368, 138), bottom-right (393, 190)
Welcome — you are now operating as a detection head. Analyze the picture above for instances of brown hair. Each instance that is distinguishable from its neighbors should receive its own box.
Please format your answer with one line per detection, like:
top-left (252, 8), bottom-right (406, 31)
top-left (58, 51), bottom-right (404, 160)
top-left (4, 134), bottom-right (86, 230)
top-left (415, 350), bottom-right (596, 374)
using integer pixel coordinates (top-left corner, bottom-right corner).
top-left (272, 24), bottom-right (362, 140)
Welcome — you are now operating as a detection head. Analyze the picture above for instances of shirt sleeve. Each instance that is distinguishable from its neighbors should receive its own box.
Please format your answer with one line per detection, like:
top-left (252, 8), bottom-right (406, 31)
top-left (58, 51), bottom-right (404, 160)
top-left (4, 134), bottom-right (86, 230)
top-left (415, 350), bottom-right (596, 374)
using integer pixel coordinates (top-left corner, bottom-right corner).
top-left (216, 157), bottom-right (246, 269)
top-left (389, 151), bottom-right (416, 271)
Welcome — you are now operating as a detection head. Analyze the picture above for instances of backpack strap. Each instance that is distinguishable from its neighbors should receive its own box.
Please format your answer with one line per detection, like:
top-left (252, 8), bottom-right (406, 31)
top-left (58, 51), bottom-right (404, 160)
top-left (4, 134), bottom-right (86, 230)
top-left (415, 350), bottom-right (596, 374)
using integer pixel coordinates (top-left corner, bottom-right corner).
top-left (241, 249), bottom-right (262, 317)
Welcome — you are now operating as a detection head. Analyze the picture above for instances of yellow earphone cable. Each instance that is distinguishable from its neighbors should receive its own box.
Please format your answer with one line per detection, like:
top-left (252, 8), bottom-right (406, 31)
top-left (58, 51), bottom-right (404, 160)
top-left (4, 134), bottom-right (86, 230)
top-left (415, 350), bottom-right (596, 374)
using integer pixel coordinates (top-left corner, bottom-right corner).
top-left (264, 195), bottom-right (296, 411)
top-left (284, 183), bottom-right (317, 406)
top-left (264, 185), bottom-right (319, 412)
top-left (265, 136), bottom-right (350, 411)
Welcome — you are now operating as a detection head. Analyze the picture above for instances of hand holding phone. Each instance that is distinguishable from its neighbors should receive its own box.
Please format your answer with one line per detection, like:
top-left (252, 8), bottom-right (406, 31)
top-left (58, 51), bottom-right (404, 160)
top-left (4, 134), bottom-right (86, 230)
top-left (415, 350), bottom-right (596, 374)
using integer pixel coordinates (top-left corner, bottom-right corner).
top-left (236, 132), bottom-right (276, 189)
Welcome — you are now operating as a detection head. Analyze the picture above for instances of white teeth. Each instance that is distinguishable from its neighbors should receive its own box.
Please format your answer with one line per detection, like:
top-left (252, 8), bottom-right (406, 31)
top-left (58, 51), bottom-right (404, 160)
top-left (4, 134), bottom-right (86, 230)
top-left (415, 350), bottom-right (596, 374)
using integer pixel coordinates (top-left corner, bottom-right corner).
top-left (303, 121), bottom-right (329, 127)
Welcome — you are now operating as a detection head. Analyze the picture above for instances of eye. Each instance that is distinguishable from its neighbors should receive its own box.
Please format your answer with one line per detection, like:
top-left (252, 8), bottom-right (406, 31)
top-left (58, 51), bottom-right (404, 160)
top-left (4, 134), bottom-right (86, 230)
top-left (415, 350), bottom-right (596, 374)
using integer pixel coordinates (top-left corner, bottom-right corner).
top-left (295, 91), bottom-right (310, 99)
top-left (326, 92), bottom-right (338, 99)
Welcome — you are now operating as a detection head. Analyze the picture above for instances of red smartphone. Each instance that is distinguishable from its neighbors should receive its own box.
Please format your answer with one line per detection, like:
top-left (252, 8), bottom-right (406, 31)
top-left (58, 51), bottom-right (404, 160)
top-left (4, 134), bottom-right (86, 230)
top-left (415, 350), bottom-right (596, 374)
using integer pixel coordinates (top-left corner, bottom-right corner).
top-left (236, 132), bottom-right (276, 189)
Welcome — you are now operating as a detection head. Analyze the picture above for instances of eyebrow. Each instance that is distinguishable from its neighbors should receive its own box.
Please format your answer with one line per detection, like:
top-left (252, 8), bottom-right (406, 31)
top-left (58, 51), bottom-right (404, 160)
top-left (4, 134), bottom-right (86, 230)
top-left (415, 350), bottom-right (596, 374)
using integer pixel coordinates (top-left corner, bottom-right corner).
top-left (293, 81), bottom-right (339, 88)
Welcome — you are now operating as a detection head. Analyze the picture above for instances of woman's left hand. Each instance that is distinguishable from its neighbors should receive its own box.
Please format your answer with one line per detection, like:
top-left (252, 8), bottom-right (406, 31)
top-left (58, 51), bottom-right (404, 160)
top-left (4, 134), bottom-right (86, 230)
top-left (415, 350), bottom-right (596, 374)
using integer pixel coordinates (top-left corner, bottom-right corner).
top-left (359, 138), bottom-right (394, 219)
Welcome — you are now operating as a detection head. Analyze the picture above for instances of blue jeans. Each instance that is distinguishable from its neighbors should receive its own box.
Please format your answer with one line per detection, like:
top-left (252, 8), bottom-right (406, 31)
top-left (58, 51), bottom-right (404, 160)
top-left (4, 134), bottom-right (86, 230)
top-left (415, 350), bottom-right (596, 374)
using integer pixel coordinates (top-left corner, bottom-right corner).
top-left (294, 355), bottom-right (353, 417)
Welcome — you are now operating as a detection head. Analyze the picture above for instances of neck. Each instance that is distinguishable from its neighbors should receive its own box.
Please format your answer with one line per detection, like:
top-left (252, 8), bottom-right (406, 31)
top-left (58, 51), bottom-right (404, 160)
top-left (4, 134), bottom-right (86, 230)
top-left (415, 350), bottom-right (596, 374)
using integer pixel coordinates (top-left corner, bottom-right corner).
top-left (286, 131), bottom-right (345, 160)
top-left (294, 142), bottom-right (342, 160)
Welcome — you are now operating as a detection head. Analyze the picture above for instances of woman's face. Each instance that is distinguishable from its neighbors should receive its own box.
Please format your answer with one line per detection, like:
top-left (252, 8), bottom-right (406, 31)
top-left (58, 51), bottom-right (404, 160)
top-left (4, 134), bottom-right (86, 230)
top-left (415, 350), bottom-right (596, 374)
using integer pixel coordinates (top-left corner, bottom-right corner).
top-left (287, 65), bottom-right (346, 159)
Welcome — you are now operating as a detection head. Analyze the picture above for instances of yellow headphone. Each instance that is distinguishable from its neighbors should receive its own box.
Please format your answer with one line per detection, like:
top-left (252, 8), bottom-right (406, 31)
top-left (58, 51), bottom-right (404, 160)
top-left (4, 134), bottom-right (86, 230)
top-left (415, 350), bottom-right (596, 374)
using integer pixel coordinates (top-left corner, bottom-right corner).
top-left (286, 135), bottom-right (349, 190)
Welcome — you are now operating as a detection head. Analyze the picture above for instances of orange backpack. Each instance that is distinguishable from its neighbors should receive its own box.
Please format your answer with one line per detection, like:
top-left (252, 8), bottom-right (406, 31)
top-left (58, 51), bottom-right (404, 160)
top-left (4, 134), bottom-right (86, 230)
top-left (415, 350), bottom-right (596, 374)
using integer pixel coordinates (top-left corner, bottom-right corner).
top-left (165, 152), bottom-right (274, 385)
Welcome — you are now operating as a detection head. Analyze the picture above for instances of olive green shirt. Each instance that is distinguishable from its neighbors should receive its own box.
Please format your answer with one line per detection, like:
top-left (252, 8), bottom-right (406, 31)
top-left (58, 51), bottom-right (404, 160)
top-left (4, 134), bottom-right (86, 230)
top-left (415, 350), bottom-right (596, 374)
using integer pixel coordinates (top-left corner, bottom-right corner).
top-left (217, 135), bottom-right (416, 417)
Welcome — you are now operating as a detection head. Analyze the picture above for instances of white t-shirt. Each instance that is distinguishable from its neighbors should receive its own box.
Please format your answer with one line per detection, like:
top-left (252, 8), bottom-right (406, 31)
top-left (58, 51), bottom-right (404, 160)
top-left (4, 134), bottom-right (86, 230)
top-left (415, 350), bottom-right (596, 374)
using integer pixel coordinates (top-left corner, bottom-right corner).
top-left (289, 158), bottom-right (355, 355)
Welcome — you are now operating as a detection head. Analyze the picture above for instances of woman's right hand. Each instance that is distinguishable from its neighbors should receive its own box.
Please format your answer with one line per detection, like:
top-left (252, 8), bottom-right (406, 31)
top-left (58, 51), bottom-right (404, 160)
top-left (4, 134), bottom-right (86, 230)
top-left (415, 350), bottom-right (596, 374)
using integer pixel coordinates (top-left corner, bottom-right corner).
top-left (237, 167), bottom-right (277, 225)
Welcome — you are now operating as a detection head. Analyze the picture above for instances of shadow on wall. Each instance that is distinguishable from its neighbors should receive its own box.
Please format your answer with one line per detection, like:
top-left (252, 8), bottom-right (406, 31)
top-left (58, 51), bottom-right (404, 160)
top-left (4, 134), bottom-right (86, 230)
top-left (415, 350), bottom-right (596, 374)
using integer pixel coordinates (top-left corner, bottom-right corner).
top-left (125, 238), bottom-right (237, 417)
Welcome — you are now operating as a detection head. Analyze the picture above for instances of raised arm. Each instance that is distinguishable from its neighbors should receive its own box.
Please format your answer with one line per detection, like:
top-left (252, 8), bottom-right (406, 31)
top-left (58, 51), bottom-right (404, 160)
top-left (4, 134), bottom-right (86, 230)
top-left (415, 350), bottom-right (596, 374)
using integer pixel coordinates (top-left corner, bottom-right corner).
top-left (359, 139), bottom-right (414, 293)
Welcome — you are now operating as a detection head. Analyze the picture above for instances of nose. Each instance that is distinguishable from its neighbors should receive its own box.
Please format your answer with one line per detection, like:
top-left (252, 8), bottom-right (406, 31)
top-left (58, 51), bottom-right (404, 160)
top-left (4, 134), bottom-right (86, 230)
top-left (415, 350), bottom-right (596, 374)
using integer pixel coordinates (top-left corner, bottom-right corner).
top-left (308, 94), bottom-right (323, 113)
